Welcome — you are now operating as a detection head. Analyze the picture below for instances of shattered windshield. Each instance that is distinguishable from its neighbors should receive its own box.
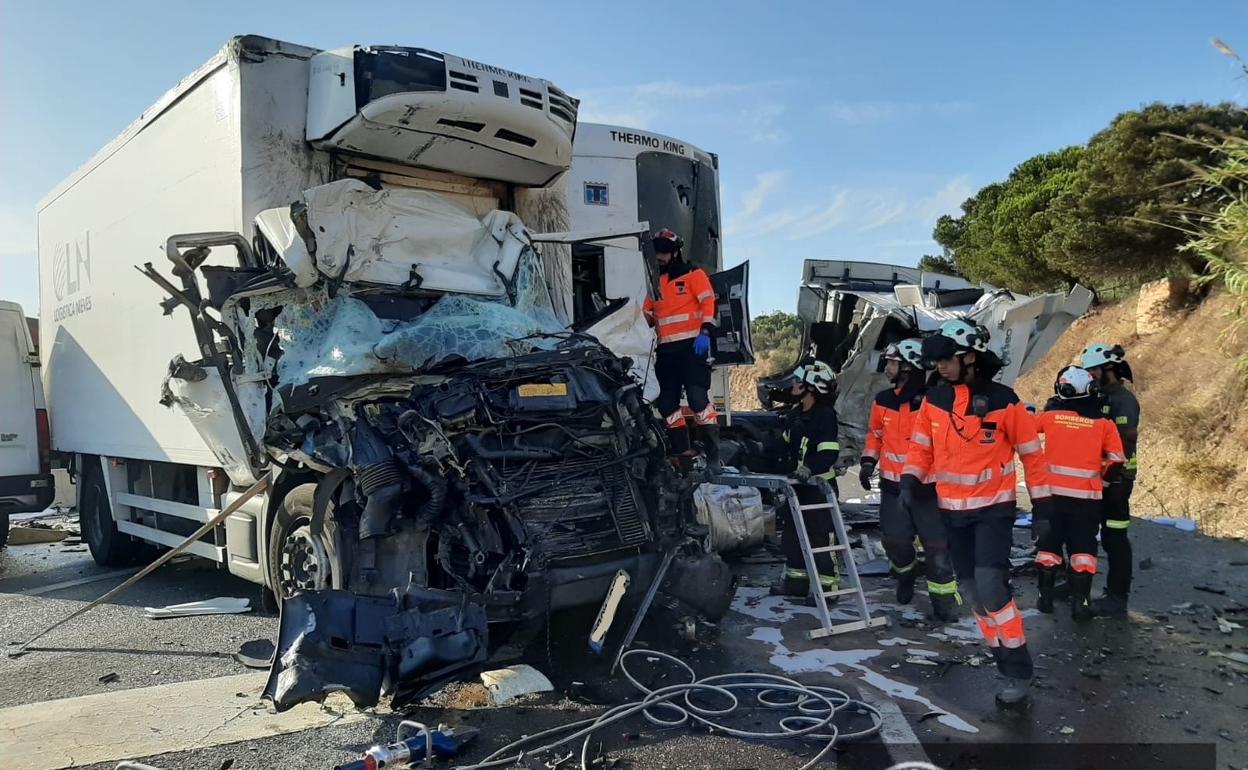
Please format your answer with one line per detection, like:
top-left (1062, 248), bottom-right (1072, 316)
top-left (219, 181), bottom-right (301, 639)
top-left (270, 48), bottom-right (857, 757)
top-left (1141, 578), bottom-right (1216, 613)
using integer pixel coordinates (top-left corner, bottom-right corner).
top-left (273, 251), bottom-right (577, 387)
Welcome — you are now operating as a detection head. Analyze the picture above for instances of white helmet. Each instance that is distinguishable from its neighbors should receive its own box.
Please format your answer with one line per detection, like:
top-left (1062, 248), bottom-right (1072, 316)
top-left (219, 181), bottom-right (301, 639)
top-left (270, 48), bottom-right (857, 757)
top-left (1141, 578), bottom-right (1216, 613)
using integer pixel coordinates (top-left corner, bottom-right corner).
top-left (1055, 366), bottom-right (1098, 399)
top-left (1080, 343), bottom-right (1126, 370)
top-left (939, 319), bottom-right (990, 353)
top-left (794, 360), bottom-right (836, 394)
top-left (883, 339), bottom-right (927, 370)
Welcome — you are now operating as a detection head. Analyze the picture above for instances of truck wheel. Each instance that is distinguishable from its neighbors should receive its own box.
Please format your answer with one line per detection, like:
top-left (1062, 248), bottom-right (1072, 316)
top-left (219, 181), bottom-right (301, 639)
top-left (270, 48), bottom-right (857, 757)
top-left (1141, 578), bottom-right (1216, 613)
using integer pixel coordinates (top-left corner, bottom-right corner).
top-left (267, 485), bottom-right (338, 604)
top-left (80, 463), bottom-right (140, 566)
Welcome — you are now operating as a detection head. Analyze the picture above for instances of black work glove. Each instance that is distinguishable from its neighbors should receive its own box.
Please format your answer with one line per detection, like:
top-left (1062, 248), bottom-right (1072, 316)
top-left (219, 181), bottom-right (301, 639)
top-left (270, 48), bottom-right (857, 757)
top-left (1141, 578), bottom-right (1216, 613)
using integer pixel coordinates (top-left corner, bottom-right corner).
top-left (858, 459), bottom-right (876, 490)
top-left (1102, 463), bottom-right (1124, 485)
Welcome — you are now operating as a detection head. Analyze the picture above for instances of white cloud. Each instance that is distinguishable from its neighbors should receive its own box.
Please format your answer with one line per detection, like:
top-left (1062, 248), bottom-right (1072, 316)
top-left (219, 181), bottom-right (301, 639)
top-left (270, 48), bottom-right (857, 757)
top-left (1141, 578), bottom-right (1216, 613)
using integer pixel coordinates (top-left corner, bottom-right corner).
top-left (735, 171), bottom-right (786, 221)
top-left (576, 80), bottom-right (789, 144)
top-left (739, 103), bottom-right (788, 144)
top-left (825, 100), bottom-right (971, 126)
top-left (913, 175), bottom-right (974, 222)
top-left (726, 175), bottom-right (974, 243)
top-left (577, 80), bottom-right (756, 130)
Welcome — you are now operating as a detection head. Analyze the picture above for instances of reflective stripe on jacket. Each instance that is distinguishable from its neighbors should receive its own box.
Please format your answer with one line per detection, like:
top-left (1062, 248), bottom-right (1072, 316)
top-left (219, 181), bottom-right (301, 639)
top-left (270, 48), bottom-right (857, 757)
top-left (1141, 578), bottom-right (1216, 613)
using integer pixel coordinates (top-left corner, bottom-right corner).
top-left (642, 267), bottom-right (717, 344)
top-left (1036, 406), bottom-right (1125, 501)
top-left (902, 381), bottom-right (1051, 513)
top-left (864, 382), bottom-right (931, 489)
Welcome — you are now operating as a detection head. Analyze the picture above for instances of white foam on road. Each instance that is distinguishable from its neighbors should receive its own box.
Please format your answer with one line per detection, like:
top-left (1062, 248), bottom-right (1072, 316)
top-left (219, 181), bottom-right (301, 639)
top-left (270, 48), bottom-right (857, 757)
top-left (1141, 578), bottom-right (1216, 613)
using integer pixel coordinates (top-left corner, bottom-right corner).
top-left (732, 587), bottom-right (979, 734)
top-left (0, 672), bottom-right (368, 770)
top-left (745, 627), bottom-right (979, 734)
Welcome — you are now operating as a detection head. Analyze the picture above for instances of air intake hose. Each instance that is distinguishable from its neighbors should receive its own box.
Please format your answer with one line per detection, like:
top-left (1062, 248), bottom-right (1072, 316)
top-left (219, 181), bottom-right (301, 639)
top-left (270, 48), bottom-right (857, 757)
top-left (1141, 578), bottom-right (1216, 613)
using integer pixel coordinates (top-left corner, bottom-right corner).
top-left (350, 421), bottom-right (404, 540)
top-left (357, 461), bottom-right (403, 540)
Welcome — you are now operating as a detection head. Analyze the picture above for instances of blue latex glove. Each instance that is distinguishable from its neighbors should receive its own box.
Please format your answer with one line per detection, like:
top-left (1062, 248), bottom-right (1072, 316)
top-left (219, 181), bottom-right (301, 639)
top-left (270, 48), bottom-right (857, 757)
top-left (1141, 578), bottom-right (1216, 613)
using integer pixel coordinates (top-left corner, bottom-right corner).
top-left (693, 331), bottom-right (712, 357)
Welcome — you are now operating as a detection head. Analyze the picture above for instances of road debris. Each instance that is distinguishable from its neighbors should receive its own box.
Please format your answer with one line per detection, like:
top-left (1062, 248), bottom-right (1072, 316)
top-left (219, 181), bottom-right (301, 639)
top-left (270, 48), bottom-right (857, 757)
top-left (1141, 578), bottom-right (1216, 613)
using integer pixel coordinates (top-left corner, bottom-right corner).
top-left (1194, 585), bottom-right (1228, 596)
top-left (1217, 617), bottom-right (1243, 634)
top-left (479, 664), bottom-right (554, 705)
top-left (143, 597), bottom-right (251, 619)
top-left (6, 526), bottom-right (68, 545)
top-left (99, 672), bottom-right (120, 684)
top-left (1060, 726), bottom-right (1075, 735)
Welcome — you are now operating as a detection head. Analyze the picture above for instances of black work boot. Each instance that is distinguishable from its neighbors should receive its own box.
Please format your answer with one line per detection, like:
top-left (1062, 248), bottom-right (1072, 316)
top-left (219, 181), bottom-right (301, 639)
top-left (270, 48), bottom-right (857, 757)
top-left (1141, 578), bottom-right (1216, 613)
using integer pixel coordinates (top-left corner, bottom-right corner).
top-left (1037, 568), bottom-right (1056, 614)
top-left (895, 570), bottom-right (917, 605)
top-left (930, 593), bottom-right (960, 623)
top-left (666, 424), bottom-right (691, 456)
top-left (1091, 591), bottom-right (1129, 618)
top-left (1052, 573), bottom-right (1072, 601)
top-left (698, 424), bottom-right (723, 473)
top-left (996, 676), bottom-right (1032, 706)
top-left (1070, 573), bottom-right (1094, 622)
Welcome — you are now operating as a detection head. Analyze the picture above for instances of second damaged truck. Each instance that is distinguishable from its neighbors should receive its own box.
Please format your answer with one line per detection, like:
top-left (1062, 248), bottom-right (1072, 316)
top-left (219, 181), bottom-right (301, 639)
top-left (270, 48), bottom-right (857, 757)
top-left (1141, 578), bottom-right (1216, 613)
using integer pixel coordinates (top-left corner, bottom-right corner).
top-left (38, 36), bottom-right (728, 710)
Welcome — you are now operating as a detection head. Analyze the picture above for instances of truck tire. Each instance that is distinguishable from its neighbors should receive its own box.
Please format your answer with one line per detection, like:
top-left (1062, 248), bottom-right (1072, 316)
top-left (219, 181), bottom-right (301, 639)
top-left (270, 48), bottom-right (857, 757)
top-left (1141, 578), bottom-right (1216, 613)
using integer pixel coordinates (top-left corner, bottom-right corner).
top-left (0, 511), bottom-right (9, 548)
top-left (80, 462), bottom-right (141, 566)
top-left (267, 484), bottom-right (339, 604)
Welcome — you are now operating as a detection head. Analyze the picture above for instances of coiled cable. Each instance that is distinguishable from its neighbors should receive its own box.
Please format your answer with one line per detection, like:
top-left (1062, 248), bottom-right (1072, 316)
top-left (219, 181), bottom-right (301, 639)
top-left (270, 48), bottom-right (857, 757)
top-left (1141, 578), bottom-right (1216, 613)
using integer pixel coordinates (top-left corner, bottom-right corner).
top-left (452, 648), bottom-right (883, 770)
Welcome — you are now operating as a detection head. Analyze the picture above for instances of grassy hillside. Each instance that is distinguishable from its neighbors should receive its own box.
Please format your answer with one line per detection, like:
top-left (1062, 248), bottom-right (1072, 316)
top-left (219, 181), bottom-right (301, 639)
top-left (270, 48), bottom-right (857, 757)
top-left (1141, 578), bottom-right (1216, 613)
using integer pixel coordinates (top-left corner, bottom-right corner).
top-left (1015, 289), bottom-right (1248, 539)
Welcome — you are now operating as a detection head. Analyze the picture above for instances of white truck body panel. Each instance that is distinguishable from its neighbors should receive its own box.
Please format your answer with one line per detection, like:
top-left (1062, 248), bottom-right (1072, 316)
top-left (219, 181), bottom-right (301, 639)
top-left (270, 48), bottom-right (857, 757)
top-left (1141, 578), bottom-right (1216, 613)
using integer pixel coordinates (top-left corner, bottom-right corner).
top-left (0, 302), bottom-right (42, 479)
top-left (564, 123), bottom-right (737, 404)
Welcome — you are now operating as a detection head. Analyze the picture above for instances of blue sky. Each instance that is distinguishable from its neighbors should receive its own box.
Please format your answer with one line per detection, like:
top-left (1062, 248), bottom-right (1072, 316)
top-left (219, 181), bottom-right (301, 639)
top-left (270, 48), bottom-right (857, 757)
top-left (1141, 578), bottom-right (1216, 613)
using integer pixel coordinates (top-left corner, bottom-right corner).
top-left (2, 1), bottom-right (1246, 315)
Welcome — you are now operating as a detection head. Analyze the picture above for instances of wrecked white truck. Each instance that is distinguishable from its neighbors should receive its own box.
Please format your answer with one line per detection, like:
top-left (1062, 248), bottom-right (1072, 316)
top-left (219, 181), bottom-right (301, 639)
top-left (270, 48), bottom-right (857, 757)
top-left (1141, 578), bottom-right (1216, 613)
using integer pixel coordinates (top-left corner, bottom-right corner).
top-left (38, 36), bottom-right (730, 710)
top-left (726, 260), bottom-right (1094, 472)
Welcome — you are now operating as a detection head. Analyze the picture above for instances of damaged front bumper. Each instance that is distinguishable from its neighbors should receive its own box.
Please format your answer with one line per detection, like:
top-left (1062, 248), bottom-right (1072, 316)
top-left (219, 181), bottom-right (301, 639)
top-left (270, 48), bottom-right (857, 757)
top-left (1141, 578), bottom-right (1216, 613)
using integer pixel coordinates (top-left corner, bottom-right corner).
top-left (264, 589), bottom-right (488, 711)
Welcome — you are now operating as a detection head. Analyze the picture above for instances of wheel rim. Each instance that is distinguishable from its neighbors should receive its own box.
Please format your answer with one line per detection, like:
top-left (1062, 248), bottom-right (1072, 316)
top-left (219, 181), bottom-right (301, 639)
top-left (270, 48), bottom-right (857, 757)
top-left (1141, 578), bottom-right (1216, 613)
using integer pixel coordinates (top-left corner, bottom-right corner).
top-left (278, 521), bottom-right (331, 598)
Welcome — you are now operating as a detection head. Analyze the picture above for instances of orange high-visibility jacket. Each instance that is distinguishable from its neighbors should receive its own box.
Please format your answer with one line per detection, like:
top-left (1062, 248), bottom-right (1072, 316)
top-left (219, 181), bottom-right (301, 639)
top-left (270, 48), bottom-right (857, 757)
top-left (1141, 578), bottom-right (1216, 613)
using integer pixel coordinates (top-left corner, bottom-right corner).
top-left (903, 382), bottom-right (1052, 513)
top-left (1035, 406), bottom-right (1126, 500)
top-left (863, 384), bottom-right (929, 490)
top-left (643, 267), bottom-right (716, 345)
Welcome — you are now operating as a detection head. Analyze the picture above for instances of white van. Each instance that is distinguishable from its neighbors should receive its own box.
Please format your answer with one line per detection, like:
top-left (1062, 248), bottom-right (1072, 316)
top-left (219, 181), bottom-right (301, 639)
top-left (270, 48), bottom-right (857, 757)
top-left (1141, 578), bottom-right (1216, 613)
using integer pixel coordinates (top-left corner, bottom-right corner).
top-left (0, 301), bottom-right (53, 545)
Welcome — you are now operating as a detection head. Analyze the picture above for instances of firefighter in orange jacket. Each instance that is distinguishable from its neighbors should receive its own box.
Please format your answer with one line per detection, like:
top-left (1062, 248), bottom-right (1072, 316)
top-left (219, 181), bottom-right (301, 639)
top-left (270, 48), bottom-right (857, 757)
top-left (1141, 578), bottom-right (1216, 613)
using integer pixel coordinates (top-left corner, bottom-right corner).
top-left (862, 339), bottom-right (959, 622)
top-left (1033, 366), bottom-right (1126, 621)
top-left (905, 319), bottom-right (1053, 706)
top-left (642, 228), bottom-right (720, 468)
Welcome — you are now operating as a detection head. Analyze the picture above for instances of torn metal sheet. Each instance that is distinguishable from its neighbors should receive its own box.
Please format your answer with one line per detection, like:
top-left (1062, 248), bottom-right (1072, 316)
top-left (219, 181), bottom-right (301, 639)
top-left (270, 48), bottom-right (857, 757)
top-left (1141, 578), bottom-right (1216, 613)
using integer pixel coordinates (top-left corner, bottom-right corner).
top-left (264, 589), bottom-right (487, 711)
top-left (479, 664), bottom-right (553, 705)
top-left (143, 597), bottom-right (251, 619)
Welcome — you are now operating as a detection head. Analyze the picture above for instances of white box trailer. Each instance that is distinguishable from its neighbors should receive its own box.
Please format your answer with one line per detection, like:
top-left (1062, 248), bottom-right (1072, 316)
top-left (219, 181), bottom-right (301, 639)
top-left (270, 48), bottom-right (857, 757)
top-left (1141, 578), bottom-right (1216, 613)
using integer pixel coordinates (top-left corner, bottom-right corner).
top-left (560, 123), bottom-right (753, 405)
top-left (37, 35), bottom-right (587, 580)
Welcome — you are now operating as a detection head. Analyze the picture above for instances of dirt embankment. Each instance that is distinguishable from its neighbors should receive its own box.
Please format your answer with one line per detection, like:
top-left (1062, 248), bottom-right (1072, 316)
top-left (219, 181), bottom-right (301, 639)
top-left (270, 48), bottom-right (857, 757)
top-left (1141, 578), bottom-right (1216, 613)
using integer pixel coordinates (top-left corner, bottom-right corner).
top-left (1015, 285), bottom-right (1248, 539)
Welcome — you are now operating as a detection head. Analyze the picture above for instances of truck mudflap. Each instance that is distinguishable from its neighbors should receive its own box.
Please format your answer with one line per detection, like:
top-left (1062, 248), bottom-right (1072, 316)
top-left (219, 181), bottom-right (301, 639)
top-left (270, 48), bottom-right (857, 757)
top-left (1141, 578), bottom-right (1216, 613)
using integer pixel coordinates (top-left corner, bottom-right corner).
top-left (263, 589), bottom-right (488, 712)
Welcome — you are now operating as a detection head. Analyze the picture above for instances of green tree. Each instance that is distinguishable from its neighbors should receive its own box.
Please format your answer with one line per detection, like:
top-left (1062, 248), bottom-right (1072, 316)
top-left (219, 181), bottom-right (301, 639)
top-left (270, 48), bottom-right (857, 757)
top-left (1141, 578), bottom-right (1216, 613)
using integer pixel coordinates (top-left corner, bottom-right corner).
top-left (1044, 103), bottom-right (1248, 287)
top-left (933, 148), bottom-right (1084, 293)
top-left (750, 311), bottom-right (802, 375)
top-left (917, 253), bottom-right (962, 276)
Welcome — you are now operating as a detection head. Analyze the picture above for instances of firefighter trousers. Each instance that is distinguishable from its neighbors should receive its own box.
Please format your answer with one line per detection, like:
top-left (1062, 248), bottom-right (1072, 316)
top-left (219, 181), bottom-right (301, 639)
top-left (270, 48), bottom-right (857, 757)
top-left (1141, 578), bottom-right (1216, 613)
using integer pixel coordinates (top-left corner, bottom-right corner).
top-left (1035, 496), bottom-right (1100, 573)
top-left (653, 342), bottom-right (712, 418)
top-left (1100, 480), bottom-right (1134, 597)
top-left (944, 507), bottom-right (1033, 681)
top-left (881, 488), bottom-right (957, 597)
top-left (779, 482), bottom-right (840, 588)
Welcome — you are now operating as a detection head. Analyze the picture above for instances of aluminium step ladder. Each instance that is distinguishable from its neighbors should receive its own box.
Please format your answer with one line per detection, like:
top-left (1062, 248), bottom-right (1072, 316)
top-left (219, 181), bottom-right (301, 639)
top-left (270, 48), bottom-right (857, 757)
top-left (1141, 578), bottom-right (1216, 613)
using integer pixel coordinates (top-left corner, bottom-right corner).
top-left (710, 472), bottom-right (888, 639)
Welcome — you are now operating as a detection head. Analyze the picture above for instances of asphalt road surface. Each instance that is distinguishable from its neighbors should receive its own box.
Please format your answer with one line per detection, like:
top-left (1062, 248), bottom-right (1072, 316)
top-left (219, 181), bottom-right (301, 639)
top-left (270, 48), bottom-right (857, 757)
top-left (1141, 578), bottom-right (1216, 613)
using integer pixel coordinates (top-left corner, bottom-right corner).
top-left (2, 506), bottom-right (1246, 770)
